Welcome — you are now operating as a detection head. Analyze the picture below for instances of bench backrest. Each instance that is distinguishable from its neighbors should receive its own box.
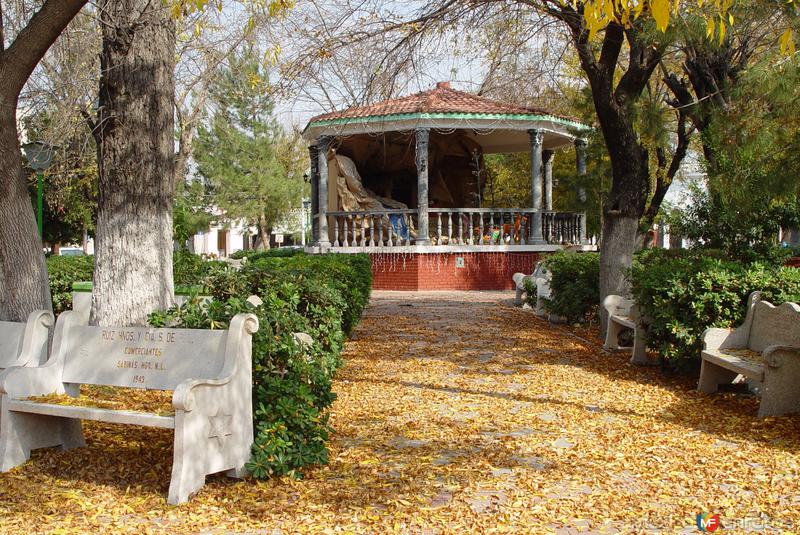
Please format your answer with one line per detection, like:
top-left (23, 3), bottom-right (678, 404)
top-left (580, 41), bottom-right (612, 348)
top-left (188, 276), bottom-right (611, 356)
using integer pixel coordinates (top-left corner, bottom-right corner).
top-left (0, 322), bottom-right (26, 368)
top-left (747, 297), bottom-right (800, 352)
top-left (62, 325), bottom-right (228, 390)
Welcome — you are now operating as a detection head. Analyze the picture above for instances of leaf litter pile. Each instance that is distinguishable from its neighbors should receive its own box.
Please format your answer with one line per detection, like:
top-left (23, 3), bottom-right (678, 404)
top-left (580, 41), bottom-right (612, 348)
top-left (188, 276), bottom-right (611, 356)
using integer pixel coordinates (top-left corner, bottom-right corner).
top-left (1, 290), bottom-right (799, 534)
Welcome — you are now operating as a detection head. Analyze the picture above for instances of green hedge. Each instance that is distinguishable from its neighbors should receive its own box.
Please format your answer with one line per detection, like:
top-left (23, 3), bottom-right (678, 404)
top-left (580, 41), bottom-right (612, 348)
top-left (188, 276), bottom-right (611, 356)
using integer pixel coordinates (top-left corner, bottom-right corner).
top-left (526, 251), bottom-right (600, 323)
top-left (150, 253), bottom-right (372, 478)
top-left (47, 255), bottom-right (94, 315)
top-left (628, 249), bottom-right (800, 364)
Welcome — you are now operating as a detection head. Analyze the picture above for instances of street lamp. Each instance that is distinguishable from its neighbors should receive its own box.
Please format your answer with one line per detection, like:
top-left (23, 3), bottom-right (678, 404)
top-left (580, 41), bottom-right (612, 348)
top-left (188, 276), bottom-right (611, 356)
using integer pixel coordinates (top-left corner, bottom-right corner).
top-left (21, 141), bottom-right (55, 239)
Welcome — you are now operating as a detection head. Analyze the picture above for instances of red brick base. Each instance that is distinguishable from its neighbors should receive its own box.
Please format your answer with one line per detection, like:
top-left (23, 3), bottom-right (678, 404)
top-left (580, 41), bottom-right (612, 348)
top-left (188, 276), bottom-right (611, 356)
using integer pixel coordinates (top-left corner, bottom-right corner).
top-left (370, 252), bottom-right (544, 291)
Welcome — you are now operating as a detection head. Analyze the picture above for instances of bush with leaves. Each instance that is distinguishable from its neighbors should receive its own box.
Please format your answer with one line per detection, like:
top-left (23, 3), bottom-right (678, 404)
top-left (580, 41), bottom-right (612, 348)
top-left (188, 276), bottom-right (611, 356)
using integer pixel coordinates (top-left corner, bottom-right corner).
top-left (150, 253), bottom-right (371, 478)
top-left (526, 252), bottom-right (600, 323)
top-left (46, 254), bottom-right (95, 315)
top-left (628, 249), bottom-right (800, 366)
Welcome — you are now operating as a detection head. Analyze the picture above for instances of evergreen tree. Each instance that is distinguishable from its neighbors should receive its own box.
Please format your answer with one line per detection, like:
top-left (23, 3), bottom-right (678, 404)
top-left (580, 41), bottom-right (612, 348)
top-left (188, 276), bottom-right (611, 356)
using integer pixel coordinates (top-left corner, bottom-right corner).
top-left (194, 47), bottom-right (302, 250)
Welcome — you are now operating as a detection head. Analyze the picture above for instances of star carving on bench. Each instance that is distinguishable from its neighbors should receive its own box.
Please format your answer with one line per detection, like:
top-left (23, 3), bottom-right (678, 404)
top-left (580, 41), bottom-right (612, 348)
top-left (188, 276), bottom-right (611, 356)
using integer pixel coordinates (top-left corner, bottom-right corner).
top-left (208, 409), bottom-right (233, 445)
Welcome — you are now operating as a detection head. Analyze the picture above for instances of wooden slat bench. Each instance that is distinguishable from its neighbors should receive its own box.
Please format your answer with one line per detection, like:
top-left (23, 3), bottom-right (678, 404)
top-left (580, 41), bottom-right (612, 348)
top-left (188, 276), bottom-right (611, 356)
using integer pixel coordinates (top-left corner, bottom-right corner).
top-left (602, 295), bottom-right (648, 364)
top-left (699, 291), bottom-right (800, 417)
top-left (0, 310), bottom-right (53, 371)
top-left (0, 309), bottom-right (259, 504)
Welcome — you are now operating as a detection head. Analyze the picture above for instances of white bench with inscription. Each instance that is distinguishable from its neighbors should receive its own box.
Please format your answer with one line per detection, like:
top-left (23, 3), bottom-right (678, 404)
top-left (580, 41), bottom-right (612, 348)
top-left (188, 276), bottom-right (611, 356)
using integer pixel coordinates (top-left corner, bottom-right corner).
top-left (0, 311), bottom-right (53, 371)
top-left (699, 291), bottom-right (800, 417)
top-left (0, 310), bottom-right (259, 504)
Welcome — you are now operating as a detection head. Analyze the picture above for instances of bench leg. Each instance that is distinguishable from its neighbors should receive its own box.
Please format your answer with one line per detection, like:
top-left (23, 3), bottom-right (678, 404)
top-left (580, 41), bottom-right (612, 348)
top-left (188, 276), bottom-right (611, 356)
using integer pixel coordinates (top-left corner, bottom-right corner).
top-left (226, 464), bottom-right (248, 479)
top-left (603, 319), bottom-right (629, 350)
top-left (697, 360), bottom-right (739, 394)
top-left (167, 454), bottom-right (206, 505)
top-left (535, 296), bottom-right (546, 317)
top-left (630, 327), bottom-right (651, 365)
top-left (515, 287), bottom-right (523, 306)
top-left (0, 406), bottom-right (85, 471)
top-left (759, 364), bottom-right (800, 417)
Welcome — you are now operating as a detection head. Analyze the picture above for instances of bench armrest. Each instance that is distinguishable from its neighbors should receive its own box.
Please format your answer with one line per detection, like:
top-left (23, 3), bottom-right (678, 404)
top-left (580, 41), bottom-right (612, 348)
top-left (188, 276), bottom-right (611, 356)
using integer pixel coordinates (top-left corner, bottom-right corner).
top-left (602, 295), bottom-right (633, 316)
top-left (0, 361), bottom-right (66, 398)
top-left (14, 310), bottom-right (54, 367)
top-left (701, 327), bottom-right (733, 352)
top-left (763, 345), bottom-right (800, 368)
top-left (172, 313), bottom-right (258, 412)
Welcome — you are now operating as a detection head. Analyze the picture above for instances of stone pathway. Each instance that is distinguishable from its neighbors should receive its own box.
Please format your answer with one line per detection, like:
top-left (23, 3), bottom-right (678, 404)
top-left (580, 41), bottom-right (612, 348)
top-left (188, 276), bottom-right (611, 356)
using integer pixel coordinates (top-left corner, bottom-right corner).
top-left (1, 290), bottom-right (798, 534)
top-left (328, 290), bottom-right (800, 533)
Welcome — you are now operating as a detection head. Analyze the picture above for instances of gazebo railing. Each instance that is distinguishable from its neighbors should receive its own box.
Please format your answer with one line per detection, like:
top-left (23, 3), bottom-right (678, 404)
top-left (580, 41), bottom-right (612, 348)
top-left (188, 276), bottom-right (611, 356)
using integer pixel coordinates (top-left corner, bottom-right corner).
top-left (327, 209), bottom-right (417, 248)
top-left (324, 209), bottom-right (585, 248)
top-left (542, 212), bottom-right (585, 245)
top-left (428, 208), bottom-right (535, 245)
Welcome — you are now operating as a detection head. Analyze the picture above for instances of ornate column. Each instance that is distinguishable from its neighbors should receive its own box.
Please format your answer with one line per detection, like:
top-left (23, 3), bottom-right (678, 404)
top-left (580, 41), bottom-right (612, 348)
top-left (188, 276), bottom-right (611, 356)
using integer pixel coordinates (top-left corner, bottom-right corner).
top-left (528, 129), bottom-right (545, 244)
top-left (316, 136), bottom-right (332, 248)
top-left (543, 149), bottom-right (554, 211)
top-left (415, 128), bottom-right (431, 245)
top-left (575, 138), bottom-right (588, 243)
top-left (308, 145), bottom-right (319, 245)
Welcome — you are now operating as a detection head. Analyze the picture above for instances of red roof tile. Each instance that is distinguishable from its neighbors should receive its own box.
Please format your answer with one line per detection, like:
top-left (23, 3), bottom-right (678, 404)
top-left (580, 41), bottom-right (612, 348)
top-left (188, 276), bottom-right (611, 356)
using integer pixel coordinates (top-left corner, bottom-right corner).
top-left (309, 83), bottom-right (574, 123)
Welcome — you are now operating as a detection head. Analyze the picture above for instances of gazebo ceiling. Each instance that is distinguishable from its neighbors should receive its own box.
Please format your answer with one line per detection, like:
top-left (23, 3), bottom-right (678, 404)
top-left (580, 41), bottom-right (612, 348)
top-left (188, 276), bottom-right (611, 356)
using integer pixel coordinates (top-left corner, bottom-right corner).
top-left (302, 82), bottom-right (591, 153)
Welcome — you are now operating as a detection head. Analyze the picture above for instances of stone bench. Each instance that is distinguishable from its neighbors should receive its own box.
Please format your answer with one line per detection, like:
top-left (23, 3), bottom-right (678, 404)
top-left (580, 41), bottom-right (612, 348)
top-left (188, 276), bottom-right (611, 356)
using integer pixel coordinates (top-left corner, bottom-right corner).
top-left (0, 311), bottom-right (53, 370)
top-left (0, 310), bottom-right (259, 504)
top-left (698, 291), bottom-right (800, 417)
top-left (602, 295), bottom-right (648, 364)
top-left (512, 262), bottom-right (550, 314)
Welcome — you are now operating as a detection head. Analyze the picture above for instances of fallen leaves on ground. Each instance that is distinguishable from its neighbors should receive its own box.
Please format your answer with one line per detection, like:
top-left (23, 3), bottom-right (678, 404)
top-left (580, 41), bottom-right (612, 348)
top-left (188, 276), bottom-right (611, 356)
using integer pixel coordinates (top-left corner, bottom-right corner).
top-left (1, 290), bottom-right (799, 534)
top-left (26, 386), bottom-right (174, 416)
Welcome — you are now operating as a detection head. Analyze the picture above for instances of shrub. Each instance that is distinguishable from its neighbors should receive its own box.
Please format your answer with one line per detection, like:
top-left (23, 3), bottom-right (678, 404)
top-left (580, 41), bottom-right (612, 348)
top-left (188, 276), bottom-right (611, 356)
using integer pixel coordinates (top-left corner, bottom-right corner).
top-left (628, 249), bottom-right (800, 365)
top-left (47, 252), bottom-right (226, 314)
top-left (150, 253), bottom-right (372, 478)
top-left (46, 255), bottom-right (94, 315)
top-left (534, 251), bottom-right (600, 323)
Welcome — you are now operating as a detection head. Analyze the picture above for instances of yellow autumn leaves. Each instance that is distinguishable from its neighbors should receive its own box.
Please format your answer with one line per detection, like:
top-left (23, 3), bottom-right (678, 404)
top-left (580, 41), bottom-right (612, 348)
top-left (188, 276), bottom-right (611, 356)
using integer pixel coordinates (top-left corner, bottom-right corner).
top-left (576, 0), bottom-right (795, 52)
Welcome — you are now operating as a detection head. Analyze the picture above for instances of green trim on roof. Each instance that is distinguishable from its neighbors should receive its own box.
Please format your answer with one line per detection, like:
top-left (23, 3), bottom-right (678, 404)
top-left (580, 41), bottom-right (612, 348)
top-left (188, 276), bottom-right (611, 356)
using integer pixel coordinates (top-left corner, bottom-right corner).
top-left (305, 111), bottom-right (591, 134)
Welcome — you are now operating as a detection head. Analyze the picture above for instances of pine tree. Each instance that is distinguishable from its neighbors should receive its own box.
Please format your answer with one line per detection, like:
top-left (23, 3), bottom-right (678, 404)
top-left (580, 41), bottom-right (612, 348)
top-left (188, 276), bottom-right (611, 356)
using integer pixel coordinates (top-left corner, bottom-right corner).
top-left (194, 47), bottom-right (302, 250)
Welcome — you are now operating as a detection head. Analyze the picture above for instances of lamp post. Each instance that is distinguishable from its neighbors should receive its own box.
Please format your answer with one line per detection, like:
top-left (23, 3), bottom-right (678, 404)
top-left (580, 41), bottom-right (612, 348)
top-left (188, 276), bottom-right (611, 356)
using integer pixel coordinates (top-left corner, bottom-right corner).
top-left (21, 142), bottom-right (55, 239)
top-left (301, 198), bottom-right (311, 246)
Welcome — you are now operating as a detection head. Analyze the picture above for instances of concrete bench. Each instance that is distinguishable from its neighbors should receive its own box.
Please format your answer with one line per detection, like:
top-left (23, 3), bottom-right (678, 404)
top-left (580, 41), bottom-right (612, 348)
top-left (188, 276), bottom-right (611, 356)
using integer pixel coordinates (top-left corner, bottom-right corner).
top-left (512, 262), bottom-right (550, 313)
top-left (602, 295), bottom-right (648, 364)
top-left (0, 311), bottom-right (53, 371)
top-left (0, 310), bottom-right (259, 504)
top-left (698, 291), bottom-right (800, 417)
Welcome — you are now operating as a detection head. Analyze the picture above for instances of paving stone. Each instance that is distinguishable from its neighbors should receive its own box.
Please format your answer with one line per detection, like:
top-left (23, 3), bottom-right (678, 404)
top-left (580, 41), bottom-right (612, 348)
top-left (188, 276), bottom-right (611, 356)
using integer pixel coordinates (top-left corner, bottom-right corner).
top-left (491, 467), bottom-right (514, 478)
top-left (427, 490), bottom-right (453, 508)
top-left (390, 437), bottom-right (430, 449)
top-left (552, 437), bottom-right (575, 449)
top-left (510, 455), bottom-right (548, 470)
top-left (506, 427), bottom-right (536, 437)
top-left (466, 489), bottom-right (506, 514)
top-left (537, 411), bottom-right (558, 422)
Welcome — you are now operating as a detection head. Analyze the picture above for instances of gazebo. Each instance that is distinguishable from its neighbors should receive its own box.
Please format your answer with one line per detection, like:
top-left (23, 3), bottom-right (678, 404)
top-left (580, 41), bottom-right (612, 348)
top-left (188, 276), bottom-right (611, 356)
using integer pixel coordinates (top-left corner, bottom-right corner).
top-left (302, 82), bottom-right (594, 290)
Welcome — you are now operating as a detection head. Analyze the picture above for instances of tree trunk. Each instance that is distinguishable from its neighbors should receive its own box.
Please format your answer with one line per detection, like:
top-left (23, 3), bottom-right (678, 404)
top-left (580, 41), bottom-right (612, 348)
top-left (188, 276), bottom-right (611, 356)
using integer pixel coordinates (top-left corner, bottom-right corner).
top-left (0, 0), bottom-right (86, 322)
top-left (599, 213), bottom-right (639, 327)
top-left (258, 213), bottom-right (270, 251)
top-left (0, 109), bottom-right (52, 321)
top-left (90, 0), bottom-right (176, 326)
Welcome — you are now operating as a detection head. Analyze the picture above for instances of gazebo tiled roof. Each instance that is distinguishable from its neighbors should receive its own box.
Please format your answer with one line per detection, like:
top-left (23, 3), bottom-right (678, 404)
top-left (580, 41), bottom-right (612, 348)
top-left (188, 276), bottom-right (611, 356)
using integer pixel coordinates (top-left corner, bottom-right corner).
top-left (309, 82), bottom-right (577, 124)
top-left (303, 82), bottom-right (590, 152)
